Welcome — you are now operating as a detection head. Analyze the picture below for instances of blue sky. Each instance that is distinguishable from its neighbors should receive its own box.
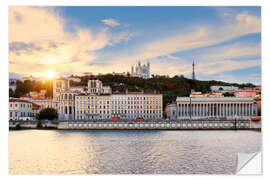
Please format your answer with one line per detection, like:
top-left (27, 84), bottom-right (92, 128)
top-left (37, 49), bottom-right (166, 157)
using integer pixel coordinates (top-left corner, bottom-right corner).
top-left (9, 6), bottom-right (261, 85)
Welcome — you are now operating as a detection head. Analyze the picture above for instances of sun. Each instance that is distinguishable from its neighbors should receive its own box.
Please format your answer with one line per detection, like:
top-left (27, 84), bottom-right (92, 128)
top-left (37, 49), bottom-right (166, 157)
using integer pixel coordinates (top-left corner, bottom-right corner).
top-left (45, 70), bottom-right (55, 79)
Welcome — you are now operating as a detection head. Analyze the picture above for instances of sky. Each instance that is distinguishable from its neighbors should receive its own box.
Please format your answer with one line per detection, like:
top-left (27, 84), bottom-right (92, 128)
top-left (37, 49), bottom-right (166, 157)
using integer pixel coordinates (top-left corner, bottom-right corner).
top-left (9, 6), bottom-right (261, 85)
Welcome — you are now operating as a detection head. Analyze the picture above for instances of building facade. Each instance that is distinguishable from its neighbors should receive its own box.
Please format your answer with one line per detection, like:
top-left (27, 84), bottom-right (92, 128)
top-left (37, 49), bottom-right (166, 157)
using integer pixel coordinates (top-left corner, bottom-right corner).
top-left (234, 90), bottom-right (257, 98)
top-left (211, 86), bottom-right (239, 93)
top-left (175, 97), bottom-right (257, 120)
top-left (75, 94), bottom-right (111, 120)
top-left (88, 79), bottom-right (112, 95)
top-left (131, 61), bottom-right (150, 79)
top-left (9, 98), bottom-right (41, 121)
top-left (74, 92), bottom-right (163, 120)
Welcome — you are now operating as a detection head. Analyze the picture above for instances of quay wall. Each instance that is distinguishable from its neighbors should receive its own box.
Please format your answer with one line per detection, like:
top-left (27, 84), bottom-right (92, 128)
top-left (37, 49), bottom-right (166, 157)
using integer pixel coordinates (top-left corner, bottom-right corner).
top-left (58, 119), bottom-right (252, 130)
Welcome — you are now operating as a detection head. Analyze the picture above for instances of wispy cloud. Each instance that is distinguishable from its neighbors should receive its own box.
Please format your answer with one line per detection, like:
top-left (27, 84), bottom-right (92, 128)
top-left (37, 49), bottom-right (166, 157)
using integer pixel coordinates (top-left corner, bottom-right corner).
top-left (9, 7), bottom-right (261, 84)
top-left (101, 18), bottom-right (120, 27)
top-left (9, 7), bottom-right (131, 76)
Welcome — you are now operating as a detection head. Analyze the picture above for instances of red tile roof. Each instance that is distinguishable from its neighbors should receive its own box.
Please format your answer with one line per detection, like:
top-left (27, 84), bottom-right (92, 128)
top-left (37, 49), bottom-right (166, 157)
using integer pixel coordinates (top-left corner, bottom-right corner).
top-left (9, 98), bottom-right (41, 110)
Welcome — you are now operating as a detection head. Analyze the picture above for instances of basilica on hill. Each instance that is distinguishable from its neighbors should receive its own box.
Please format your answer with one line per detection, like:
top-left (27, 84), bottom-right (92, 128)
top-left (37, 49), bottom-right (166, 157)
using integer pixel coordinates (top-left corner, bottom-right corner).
top-left (130, 61), bottom-right (150, 79)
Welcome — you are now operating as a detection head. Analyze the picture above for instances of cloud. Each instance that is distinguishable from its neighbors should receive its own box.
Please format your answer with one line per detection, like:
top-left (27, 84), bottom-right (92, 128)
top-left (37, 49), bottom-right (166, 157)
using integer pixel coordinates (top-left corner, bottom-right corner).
top-left (102, 10), bottom-right (261, 77)
top-left (190, 42), bottom-right (261, 61)
top-left (9, 42), bottom-right (42, 55)
top-left (9, 7), bottom-right (131, 77)
top-left (101, 18), bottom-right (120, 27)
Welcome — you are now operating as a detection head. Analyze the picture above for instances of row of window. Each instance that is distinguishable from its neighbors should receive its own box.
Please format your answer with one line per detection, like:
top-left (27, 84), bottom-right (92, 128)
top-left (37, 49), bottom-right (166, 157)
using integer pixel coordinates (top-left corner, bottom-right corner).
top-left (76, 110), bottom-right (162, 115)
top-left (9, 111), bottom-right (32, 117)
top-left (76, 100), bottom-right (161, 105)
top-left (76, 114), bottom-right (162, 120)
top-left (76, 105), bottom-right (162, 110)
top-left (76, 96), bottom-right (162, 101)
top-left (10, 103), bottom-right (32, 108)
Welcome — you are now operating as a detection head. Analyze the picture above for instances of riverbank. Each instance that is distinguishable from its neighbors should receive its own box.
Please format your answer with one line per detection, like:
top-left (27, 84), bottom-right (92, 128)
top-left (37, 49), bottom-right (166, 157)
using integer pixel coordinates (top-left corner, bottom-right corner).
top-left (9, 119), bottom-right (261, 131)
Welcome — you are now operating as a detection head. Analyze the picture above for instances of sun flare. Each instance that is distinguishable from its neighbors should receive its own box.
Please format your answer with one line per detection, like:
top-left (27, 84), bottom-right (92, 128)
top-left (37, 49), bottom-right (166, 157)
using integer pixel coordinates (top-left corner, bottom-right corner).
top-left (45, 70), bottom-right (55, 79)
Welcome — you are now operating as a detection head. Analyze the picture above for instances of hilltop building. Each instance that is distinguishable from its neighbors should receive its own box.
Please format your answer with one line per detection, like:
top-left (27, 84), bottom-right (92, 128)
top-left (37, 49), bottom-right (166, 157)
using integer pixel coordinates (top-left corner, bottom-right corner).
top-left (131, 61), bottom-right (150, 79)
top-left (211, 86), bottom-right (239, 93)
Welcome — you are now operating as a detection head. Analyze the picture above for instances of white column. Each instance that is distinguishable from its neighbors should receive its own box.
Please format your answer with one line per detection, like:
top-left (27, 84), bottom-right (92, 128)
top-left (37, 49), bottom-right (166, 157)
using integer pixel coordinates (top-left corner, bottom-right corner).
top-left (236, 103), bottom-right (239, 116)
top-left (246, 103), bottom-right (249, 116)
top-left (229, 103), bottom-right (231, 117)
top-left (182, 104), bottom-right (185, 117)
top-left (239, 103), bottom-right (242, 117)
top-left (232, 103), bottom-right (234, 117)
top-left (219, 103), bottom-right (220, 117)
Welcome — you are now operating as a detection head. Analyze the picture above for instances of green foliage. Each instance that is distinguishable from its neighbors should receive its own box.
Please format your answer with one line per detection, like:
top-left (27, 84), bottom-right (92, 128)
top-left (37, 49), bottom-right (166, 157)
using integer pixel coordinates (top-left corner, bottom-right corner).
top-left (69, 74), bottom-right (253, 109)
top-left (9, 88), bottom-right (14, 97)
top-left (15, 124), bottom-right (21, 130)
top-left (14, 80), bottom-right (53, 98)
top-left (223, 92), bottom-right (235, 97)
top-left (36, 108), bottom-right (58, 120)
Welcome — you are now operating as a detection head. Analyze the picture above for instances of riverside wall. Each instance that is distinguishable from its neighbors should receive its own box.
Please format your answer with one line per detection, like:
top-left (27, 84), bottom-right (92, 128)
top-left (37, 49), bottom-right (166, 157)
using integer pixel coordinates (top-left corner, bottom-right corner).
top-left (58, 119), bottom-right (253, 130)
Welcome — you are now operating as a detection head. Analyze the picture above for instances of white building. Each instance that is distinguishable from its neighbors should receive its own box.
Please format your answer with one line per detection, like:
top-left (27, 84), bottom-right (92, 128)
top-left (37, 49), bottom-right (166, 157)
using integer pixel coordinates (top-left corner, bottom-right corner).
top-left (175, 97), bottom-right (257, 120)
top-left (88, 79), bottom-right (112, 95)
top-left (165, 103), bottom-right (177, 120)
top-left (9, 98), bottom-right (41, 121)
top-left (32, 99), bottom-right (59, 110)
top-left (211, 86), bottom-right (239, 93)
top-left (131, 61), bottom-right (150, 79)
top-left (53, 79), bottom-right (82, 120)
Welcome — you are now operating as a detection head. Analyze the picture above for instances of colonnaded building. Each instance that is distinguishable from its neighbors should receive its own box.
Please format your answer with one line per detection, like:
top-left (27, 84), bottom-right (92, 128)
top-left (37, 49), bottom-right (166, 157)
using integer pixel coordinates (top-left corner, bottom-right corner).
top-left (168, 97), bottom-right (257, 120)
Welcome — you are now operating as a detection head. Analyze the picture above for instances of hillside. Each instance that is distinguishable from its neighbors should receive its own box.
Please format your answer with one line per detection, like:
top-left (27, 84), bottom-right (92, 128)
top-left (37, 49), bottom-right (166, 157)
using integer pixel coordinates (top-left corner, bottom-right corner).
top-left (71, 74), bottom-right (255, 109)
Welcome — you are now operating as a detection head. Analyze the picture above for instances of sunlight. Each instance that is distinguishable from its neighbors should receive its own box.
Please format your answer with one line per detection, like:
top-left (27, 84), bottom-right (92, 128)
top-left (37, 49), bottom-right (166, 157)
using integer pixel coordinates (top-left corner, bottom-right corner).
top-left (45, 70), bottom-right (55, 79)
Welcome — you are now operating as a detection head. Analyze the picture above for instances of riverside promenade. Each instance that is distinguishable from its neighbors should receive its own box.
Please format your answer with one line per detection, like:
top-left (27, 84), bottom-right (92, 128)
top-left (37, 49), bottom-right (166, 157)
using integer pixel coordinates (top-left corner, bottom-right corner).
top-left (58, 119), bottom-right (253, 130)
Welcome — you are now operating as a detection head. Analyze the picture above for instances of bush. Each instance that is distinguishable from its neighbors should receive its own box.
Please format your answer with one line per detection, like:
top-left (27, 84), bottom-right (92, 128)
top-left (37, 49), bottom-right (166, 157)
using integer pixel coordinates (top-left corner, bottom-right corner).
top-left (36, 108), bottom-right (58, 120)
top-left (15, 124), bottom-right (21, 130)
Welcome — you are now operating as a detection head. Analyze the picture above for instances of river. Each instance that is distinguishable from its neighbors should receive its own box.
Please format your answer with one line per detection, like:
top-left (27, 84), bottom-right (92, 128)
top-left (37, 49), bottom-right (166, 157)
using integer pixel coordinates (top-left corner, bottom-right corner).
top-left (9, 130), bottom-right (261, 174)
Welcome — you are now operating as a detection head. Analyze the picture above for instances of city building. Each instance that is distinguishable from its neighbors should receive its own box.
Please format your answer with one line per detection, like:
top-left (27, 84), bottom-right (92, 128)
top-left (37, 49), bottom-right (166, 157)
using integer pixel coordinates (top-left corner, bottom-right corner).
top-left (9, 98), bottom-right (41, 121)
top-left (32, 99), bottom-right (59, 110)
top-left (75, 91), bottom-right (163, 120)
top-left (88, 79), bottom-right (112, 95)
top-left (211, 86), bottom-right (239, 93)
top-left (112, 72), bottom-right (127, 77)
top-left (131, 61), bottom-right (150, 79)
top-left (28, 90), bottom-right (47, 100)
top-left (165, 103), bottom-right (177, 120)
top-left (83, 72), bottom-right (93, 76)
top-left (9, 84), bottom-right (17, 92)
top-left (175, 97), bottom-right (257, 120)
top-left (189, 92), bottom-right (224, 98)
top-left (234, 90), bottom-right (257, 98)
top-left (53, 79), bottom-right (84, 120)
top-left (75, 94), bottom-right (111, 120)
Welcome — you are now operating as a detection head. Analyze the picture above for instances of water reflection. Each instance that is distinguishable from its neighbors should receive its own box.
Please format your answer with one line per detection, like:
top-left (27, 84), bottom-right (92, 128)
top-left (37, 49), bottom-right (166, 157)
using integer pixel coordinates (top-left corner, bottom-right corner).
top-left (9, 130), bottom-right (261, 174)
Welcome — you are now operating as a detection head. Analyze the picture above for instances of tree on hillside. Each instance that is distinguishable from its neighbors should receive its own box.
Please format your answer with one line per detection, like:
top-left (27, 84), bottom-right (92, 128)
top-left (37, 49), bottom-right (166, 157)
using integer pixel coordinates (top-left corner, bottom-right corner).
top-left (9, 88), bottom-right (14, 97)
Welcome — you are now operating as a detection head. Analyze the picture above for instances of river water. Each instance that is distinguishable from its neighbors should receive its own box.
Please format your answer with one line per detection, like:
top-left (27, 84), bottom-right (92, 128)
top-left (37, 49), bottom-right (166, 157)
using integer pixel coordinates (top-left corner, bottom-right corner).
top-left (9, 130), bottom-right (261, 174)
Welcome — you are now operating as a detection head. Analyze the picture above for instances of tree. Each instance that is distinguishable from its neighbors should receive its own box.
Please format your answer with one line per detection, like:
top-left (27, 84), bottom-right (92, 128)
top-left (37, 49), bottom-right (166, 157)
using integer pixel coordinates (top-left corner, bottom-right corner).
top-left (36, 108), bottom-right (58, 121)
top-left (223, 92), bottom-right (235, 97)
top-left (9, 88), bottom-right (14, 97)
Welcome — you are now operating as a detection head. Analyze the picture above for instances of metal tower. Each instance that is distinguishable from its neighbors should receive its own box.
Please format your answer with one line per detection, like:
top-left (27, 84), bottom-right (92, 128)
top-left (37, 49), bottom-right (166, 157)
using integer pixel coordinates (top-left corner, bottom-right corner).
top-left (192, 60), bottom-right (196, 80)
